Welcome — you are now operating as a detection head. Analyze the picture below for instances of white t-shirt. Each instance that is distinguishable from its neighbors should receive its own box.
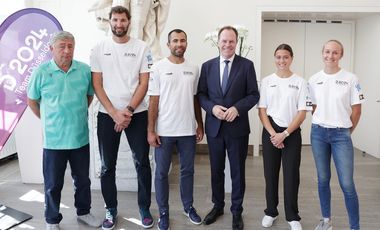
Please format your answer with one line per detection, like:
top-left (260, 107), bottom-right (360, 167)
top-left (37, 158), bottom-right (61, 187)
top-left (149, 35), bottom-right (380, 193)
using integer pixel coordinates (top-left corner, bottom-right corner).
top-left (258, 73), bottom-right (312, 127)
top-left (90, 37), bottom-right (153, 113)
top-left (148, 58), bottom-right (199, 136)
top-left (308, 69), bottom-right (365, 128)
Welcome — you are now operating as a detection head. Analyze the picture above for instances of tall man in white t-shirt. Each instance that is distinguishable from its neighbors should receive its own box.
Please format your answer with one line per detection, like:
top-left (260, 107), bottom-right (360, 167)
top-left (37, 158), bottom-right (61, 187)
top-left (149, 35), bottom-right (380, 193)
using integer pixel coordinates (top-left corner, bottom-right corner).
top-left (90, 6), bottom-right (154, 230)
top-left (147, 29), bottom-right (204, 230)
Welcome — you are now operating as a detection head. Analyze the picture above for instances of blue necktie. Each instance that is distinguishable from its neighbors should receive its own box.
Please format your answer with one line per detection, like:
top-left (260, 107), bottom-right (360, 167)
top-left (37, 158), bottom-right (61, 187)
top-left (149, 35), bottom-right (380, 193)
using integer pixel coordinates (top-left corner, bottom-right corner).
top-left (221, 60), bottom-right (230, 94)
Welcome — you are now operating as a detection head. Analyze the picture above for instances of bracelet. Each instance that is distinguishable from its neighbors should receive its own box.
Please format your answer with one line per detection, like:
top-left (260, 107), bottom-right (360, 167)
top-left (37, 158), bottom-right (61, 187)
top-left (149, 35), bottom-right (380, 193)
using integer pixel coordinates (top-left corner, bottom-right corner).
top-left (126, 105), bottom-right (135, 113)
top-left (283, 130), bottom-right (290, 137)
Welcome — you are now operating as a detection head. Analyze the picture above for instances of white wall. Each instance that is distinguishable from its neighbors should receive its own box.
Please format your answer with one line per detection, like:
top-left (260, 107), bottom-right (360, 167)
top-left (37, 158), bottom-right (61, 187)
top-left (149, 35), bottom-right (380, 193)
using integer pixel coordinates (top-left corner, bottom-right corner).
top-left (352, 14), bottom-right (380, 158)
top-left (0, 0), bottom-right (24, 21)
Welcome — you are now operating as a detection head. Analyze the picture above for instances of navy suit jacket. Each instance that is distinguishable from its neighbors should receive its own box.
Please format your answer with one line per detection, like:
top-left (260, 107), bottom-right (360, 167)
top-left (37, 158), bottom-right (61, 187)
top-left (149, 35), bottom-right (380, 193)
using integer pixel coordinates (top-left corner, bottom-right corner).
top-left (197, 55), bottom-right (260, 138)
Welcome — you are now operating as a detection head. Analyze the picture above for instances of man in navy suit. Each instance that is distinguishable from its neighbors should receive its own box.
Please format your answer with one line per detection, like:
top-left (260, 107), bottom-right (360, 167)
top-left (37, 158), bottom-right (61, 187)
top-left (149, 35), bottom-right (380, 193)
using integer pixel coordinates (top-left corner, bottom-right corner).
top-left (197, 26), bottom-right (260, 230)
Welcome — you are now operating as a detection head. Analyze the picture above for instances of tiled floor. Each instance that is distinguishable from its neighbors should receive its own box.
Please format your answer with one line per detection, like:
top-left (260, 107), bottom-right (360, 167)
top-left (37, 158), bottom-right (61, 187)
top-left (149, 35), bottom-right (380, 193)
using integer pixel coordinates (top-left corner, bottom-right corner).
top-left (0, 146), bottom-right (379, 229)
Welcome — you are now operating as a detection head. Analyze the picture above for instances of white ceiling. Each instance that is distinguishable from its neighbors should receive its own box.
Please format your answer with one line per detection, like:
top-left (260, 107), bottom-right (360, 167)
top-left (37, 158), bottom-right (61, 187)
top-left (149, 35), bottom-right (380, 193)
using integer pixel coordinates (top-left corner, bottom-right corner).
top-left (262, 12), bottom-right (379, 21)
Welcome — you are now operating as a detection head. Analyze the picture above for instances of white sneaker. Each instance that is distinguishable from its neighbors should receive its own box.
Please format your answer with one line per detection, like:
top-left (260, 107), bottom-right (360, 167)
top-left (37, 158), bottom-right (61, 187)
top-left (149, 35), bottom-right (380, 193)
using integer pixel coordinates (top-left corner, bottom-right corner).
top-left (46, 223), bottom-right (60, 230)
top-left (77, 213), bottom-right (102, 228)
top-left (288, 221), bottom-right (303, 230)
top-left (262, 215), bottom-right (278, 227)
top-left (314, 219), bottom-right (332, 230)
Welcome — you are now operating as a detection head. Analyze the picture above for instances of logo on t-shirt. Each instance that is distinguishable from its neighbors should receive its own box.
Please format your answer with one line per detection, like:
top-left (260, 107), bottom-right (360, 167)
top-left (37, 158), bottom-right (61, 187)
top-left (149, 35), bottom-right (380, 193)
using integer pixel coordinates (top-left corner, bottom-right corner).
top-left (146, 51), bottom-right (153, 69)
top-left (147, 53), bottom-right (153, 62)
top-left (355, 83), bottom-right (362, 92)
top-left (269, 84), bottom-right (277, 87)
top-left (183, 71), bottom-right (193, 75)
top-left (335, 80), bottom-right (348, 86)
top-left (316, 81), bottom-right (323, 85)
top-left (288, 84), bottom-right (299, 90)
top-left (104, 53), bottom-right (111, 56)
top-left (124, 53), bottom-right (136, 57)
top-left (359, 94), bottom-right (364, 100)
top-left (165, 72), bottom-right (173, 75)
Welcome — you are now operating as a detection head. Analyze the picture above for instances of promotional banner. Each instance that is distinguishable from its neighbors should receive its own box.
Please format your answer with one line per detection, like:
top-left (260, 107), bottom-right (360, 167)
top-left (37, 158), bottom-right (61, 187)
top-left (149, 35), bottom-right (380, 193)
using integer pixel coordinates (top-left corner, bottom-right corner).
top-left (0, 8), bottom-right (62, 151)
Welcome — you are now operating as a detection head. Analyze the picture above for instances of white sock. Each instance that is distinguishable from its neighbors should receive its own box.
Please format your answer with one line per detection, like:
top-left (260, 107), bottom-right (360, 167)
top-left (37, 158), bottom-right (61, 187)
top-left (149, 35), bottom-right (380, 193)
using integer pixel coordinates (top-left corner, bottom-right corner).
top-left (323, 217), bottom-right (331, 223)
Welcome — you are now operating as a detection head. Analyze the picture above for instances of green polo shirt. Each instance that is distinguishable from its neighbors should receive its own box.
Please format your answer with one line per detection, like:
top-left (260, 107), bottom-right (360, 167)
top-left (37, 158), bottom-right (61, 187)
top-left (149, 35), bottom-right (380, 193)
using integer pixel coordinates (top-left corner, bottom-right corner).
top-left (28, 59), bottom-right (94, 149)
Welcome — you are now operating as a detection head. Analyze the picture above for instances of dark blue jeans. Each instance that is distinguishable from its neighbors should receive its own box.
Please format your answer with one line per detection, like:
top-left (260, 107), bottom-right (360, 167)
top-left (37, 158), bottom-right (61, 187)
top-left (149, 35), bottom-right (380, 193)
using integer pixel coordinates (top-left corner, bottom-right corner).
top-left (97, 111), bottom-right (151, 210)
top-left (43, 144), bottom-right (91, 224)
top-left (154, 136), bottom-right (196, 214)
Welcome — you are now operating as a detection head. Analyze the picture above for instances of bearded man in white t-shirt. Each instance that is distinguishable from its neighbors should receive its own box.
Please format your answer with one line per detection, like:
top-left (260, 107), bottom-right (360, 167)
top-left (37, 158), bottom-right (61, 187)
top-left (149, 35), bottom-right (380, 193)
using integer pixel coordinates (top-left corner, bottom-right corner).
top-left (90, 6), bottom-right (154, 230)
top-left (147, 29), bottom-right (204, 230)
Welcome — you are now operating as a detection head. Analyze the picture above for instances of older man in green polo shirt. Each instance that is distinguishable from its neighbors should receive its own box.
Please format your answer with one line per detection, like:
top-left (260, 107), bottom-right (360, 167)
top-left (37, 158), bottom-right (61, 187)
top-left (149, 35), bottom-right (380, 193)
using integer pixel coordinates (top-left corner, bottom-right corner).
top-left (27, 31), bottom-right (101, 230)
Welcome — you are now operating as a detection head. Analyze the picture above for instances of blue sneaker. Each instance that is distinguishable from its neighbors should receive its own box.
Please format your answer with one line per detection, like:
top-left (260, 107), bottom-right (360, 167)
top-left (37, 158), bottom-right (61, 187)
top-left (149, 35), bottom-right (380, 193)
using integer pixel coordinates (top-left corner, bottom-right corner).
top-left (183, 206), bottom-right (202, 225)
top-left (158, 212), bottom-right (169, 230)
top-left (102, 208), bottom-right (117, 230)
top-left (140, 208), bottom-right (154, 229)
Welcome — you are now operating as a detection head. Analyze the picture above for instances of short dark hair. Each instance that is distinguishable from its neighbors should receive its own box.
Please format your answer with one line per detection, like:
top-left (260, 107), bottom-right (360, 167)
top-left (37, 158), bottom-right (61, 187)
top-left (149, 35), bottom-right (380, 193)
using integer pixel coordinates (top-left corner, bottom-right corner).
top-left (167, 29), bottom-right (187, 43)
top-left (109, 6), bottom-right (131, 20)
top-left (218, 26), bottom-right (238, 41)
top-left (274, 44), bottom-right (293, 57)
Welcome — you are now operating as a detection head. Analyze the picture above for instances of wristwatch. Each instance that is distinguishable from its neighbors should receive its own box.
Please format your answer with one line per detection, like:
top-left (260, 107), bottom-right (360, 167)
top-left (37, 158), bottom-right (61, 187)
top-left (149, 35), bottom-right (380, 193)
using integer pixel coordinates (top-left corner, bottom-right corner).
top-left (283, 130), bottom-right (290, 137)
top-left (126, 105), bottom-right (135, 113)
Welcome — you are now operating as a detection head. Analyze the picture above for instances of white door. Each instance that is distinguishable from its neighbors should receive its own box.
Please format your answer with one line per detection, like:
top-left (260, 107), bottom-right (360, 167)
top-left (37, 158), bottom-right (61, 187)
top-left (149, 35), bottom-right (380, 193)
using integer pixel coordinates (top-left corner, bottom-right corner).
top-left (261, 21), bottom-right (354, 144)
top-left (352, 16), bottom-right (380, 158)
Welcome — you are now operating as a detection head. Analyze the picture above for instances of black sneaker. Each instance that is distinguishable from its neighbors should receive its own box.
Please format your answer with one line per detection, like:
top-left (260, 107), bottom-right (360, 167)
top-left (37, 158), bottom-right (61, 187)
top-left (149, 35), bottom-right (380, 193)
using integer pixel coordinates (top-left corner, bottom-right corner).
top-left (183, 206), bottom-right (202, 225)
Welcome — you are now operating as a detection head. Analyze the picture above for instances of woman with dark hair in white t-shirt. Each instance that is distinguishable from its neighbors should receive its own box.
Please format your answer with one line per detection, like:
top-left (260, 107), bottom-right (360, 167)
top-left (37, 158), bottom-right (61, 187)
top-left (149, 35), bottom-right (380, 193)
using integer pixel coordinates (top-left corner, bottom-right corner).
top-left (309, 40), bottom-right (364, 230)
top-left (258, 44), bottom-right (312, 230)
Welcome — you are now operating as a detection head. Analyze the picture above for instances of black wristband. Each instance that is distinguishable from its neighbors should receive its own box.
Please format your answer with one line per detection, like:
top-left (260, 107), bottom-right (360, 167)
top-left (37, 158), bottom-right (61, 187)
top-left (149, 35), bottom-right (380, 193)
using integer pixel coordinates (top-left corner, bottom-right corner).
top-left (126, 105), bottom-right (135, 113)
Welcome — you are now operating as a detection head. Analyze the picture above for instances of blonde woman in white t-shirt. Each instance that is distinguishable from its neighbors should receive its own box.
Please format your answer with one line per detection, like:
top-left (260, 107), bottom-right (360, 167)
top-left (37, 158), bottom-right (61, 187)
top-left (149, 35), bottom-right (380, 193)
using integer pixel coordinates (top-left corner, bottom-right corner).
top-left (309, 40), bottom-right (364, 230)
top-left (258, 44), bottom-right (312, 230)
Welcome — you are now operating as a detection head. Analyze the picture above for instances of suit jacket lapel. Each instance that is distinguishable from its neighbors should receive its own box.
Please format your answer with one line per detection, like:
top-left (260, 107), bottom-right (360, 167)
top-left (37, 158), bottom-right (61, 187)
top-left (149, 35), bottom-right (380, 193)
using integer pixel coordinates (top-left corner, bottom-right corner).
top-left (211, 58), bottom-right (223, 95)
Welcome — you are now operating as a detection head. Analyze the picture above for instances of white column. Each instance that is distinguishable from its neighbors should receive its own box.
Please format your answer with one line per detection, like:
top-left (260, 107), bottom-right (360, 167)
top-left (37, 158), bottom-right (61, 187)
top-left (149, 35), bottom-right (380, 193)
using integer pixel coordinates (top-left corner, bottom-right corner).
top-left (14, 107), bottom-right (44, 184)
top-left (89, 98), bottom-right (155, 191)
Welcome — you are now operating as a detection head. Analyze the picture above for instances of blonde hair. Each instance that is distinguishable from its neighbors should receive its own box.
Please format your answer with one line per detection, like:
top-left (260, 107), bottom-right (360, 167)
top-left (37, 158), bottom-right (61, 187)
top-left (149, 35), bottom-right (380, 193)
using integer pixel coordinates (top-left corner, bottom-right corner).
top-left (322, 39), bottom-right (344, 57)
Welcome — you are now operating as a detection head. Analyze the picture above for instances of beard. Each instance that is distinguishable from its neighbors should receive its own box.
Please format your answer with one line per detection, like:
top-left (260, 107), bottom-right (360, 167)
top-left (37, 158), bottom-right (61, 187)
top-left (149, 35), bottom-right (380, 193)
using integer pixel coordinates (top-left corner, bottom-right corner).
top-left (111, 26), bottom-right (128, 37)
top-left (171, 47), bottom-right (186, 58)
